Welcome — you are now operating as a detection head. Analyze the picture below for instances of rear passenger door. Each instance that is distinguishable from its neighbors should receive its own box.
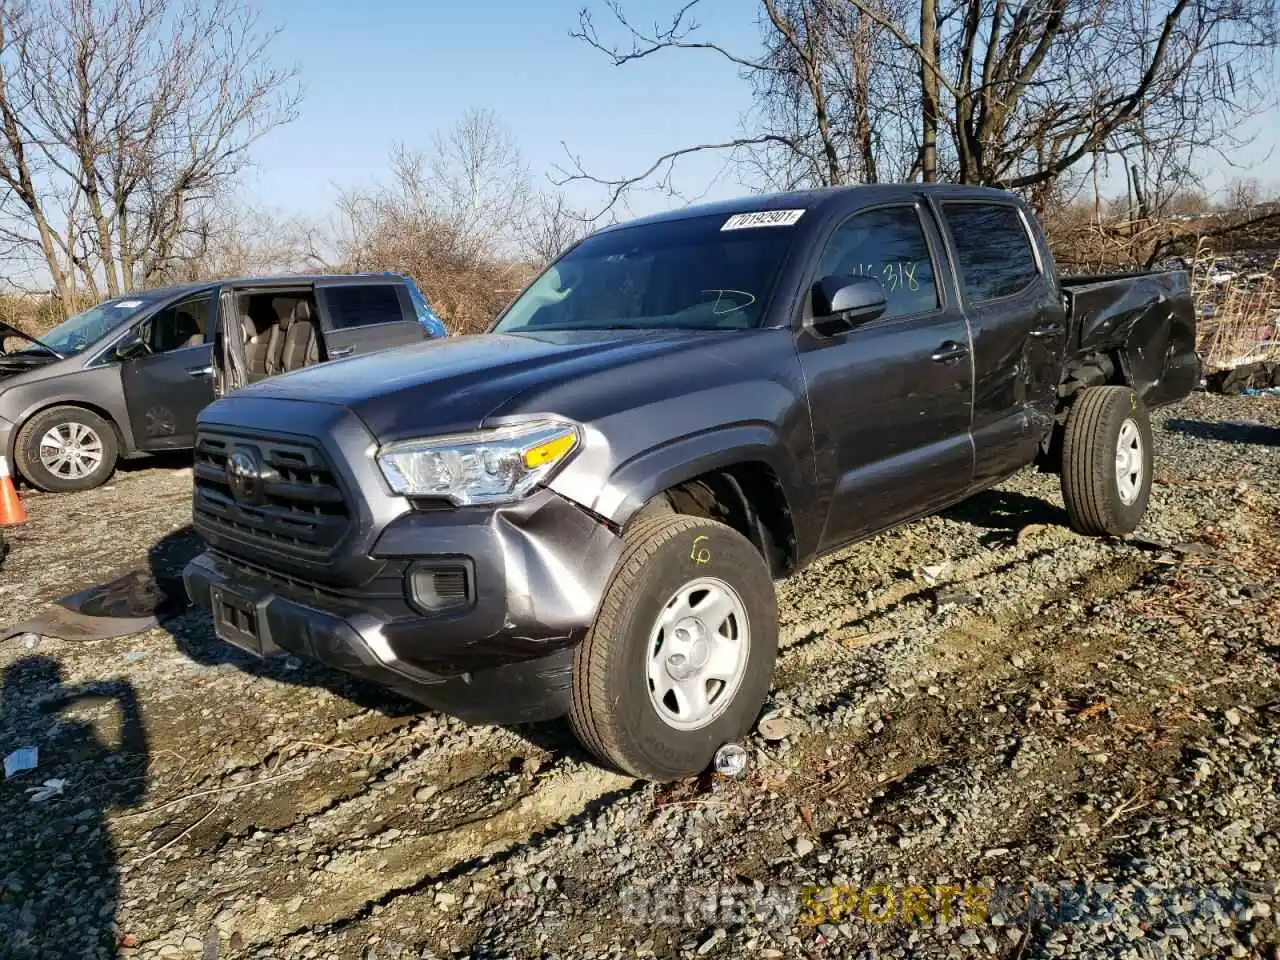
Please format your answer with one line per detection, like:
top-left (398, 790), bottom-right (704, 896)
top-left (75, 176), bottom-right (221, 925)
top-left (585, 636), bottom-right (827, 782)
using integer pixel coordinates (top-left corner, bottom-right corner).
top-left (315, 280), bottom-right (428, 361)
top-left (936, 201), bottom-right (1066, 486)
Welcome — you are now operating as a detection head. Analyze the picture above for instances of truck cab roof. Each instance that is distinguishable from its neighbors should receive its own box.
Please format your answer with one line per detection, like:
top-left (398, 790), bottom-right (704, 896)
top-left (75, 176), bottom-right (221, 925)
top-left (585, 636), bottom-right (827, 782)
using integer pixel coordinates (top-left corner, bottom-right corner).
top-left (594, 183), bottom-right (1023, 235)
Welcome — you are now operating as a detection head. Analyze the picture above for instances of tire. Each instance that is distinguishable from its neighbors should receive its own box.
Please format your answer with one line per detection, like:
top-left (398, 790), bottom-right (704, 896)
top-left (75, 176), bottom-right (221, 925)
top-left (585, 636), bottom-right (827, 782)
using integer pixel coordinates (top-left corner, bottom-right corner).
top-left (1060, 386), bottom-right (1153, 536)
top-left (14, 406), bottom-right (120, 492)
top-left (569, 514), bottom-right (778, 781)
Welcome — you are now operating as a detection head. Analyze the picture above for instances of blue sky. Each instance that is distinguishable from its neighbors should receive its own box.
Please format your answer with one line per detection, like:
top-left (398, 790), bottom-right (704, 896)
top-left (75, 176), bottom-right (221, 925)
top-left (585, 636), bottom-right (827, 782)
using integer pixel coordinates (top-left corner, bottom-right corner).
top-left (246, 0), bottom-right (761, 218)
top-left (244, 0), bottom-right (1278, 219)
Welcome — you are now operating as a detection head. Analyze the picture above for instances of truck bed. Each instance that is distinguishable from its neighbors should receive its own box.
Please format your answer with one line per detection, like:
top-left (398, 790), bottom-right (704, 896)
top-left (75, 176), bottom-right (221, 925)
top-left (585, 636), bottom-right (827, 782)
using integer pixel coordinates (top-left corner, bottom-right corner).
top-left (1059, 269), bottom-right (1200, 407)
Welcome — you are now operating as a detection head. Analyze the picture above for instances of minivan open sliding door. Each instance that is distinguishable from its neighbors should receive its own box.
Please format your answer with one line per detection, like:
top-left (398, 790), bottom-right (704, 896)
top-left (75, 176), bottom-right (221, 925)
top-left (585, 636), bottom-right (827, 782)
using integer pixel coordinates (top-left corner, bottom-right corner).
top-left (213, 287), bottom-right (248, 397)
top-left (314, 277), bottom-right (428, 360)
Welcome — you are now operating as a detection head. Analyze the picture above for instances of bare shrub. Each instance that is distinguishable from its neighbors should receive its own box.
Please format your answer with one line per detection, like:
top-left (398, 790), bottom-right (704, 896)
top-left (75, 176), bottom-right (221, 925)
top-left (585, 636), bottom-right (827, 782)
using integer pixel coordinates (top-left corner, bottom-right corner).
top-left (1191, 243), bottom-right (1280, 369)
top-left (331, 110), bottom-right (566, 334)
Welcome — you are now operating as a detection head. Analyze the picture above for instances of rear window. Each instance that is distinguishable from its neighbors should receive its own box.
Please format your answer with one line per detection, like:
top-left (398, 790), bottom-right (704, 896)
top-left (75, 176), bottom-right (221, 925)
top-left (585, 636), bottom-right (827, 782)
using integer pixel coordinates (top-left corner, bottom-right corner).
top-left (943, 203), bottom-right (1040, 302)
top-left (325, 284), bottom-right (404, 329)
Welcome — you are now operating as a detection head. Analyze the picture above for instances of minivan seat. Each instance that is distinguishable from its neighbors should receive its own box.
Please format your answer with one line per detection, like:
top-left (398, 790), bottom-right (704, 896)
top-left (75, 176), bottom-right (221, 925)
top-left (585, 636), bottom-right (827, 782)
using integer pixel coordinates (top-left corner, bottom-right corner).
top-left (281, 301), bottom-right (316, 372)
top-left (241, 315), bottom-right (268, 376)
top-left (264, 298), bottom-right (297, 375)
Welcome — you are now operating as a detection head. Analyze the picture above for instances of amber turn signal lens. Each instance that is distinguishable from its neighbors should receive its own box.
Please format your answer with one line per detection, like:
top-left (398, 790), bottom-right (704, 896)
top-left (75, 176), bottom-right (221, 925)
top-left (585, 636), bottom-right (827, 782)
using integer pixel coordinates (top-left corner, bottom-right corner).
top-left (522, 431), bottom-right (577, 469)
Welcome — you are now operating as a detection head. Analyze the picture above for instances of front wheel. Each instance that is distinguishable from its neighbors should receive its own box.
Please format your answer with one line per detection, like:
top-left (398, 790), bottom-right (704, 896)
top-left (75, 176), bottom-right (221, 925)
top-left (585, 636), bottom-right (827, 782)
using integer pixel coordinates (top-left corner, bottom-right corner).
top-left (569, 514), bottom-right (778, 781)
top-left (14, 406), bottom-right (120, 492)
top-left (1061, 386), bottom-right (1153, 536)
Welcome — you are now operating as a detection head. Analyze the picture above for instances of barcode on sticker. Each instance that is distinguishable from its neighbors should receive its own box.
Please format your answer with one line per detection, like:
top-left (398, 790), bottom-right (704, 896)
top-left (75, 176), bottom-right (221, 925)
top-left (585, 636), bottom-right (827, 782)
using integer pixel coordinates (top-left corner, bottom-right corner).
top-left (721, 209), bottom-right (806, 231)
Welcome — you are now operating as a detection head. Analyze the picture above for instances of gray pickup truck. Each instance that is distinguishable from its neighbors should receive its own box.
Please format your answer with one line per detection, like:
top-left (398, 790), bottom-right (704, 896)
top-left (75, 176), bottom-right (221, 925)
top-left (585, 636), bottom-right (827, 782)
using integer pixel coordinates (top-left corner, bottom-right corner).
top-left (184, 185), bottom-right (1198, 781)
top-left (0, 274), bottom-right (443, 491)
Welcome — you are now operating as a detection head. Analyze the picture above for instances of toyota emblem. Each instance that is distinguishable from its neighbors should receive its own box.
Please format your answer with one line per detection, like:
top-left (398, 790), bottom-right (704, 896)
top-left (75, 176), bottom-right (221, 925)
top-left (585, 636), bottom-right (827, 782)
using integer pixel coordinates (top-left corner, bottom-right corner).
top-left (226, 446), bottom-right (269, 504)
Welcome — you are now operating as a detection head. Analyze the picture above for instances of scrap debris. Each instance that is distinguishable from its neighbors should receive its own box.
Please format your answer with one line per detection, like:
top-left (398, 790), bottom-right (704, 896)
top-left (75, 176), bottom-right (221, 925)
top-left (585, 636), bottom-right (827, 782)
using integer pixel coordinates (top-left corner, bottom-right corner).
top-left (3, 746), bottom-right (38, 778)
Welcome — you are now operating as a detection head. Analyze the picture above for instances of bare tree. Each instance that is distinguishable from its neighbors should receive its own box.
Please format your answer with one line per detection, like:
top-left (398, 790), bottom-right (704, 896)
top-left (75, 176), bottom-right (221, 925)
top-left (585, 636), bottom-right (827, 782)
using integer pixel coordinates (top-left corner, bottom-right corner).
top-left (561, 0), bottom-right (920, 212)
top-left (0, 0), bottom-right (299, 313)
top-left (1222, 178), bottom-right (1262, 213)
top-left (520, 191), bottom-right (592, 267)
top-left (332, 110), bottom-right (538, 334)
top-left (147, 203), bottom-right (330, 283)
top-left (562, 0), bottom-right (1278, 214)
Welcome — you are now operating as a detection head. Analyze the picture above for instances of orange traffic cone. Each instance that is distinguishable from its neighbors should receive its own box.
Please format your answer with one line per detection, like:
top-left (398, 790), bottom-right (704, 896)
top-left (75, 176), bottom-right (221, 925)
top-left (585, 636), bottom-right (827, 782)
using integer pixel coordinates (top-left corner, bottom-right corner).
top-left (0, 455), bottom-right (26, 526)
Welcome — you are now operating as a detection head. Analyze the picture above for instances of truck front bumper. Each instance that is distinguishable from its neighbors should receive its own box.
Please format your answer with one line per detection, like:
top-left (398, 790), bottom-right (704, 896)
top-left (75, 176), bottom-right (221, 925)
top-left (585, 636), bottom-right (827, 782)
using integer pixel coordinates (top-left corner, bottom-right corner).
top-left (183, 489), bottom-right (624, 724)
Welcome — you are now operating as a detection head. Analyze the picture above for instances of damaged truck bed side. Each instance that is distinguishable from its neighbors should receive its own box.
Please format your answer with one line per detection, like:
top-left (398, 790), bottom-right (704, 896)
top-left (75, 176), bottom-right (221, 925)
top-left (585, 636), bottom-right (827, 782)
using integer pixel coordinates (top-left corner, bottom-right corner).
top-left (184, 184), bottom-right (1198, 782)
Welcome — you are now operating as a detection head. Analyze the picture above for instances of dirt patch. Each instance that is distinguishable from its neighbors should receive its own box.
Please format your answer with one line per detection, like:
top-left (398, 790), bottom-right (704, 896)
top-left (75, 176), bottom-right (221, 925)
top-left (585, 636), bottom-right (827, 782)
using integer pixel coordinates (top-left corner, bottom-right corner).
top-left (0, 392), bottom-right (1277, 959)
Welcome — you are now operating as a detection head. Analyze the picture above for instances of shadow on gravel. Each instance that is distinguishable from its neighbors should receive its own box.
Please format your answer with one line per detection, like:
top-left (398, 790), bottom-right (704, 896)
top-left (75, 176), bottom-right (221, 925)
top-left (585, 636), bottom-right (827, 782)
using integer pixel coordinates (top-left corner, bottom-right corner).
top-left (145, 526), bottom-right (582, 761)
top-left (0, 655), bottom-right (148, 957)
top-left (115, 449), bottom-right (193, 477)
top-left (147, 525), bottom-right (420, 718)
top-left (1166, 418), bottom-right (1280, 446)
top-left (940, 488), bottom-right (1067, 545)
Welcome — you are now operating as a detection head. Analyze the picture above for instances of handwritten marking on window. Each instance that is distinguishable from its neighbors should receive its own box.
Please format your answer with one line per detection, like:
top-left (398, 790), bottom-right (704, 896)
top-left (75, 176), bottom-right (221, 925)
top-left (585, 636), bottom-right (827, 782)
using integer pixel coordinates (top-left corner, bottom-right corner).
top-left (847, 262), bottom-right (923, 292)
top-left (701, 289), bottom-right (757, 315)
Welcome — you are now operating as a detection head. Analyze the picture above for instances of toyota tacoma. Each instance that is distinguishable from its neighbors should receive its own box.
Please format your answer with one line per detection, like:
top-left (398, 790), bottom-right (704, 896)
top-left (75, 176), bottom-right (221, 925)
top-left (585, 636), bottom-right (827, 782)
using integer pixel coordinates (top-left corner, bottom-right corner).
top-left (183, 185), bottom-right (1199, 781)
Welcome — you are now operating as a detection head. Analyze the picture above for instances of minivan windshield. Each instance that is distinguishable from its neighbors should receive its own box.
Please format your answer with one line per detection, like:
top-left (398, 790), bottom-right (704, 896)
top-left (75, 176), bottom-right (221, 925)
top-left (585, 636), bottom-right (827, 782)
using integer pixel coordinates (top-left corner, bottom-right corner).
top-left (493, 211), bottom-right (800, 333)
top-left (29, 297), bottom-right (152, 357)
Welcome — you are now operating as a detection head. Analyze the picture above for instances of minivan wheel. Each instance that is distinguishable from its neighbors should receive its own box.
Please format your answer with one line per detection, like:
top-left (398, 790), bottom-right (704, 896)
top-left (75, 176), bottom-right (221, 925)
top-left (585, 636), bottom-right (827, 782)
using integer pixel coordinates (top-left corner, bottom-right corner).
top-left (1060, 386), bottom-right (1154, 536)
top-left (15, 406), bottom-right (120, 492)
top-left (569, 513), bottom-right (778, 781)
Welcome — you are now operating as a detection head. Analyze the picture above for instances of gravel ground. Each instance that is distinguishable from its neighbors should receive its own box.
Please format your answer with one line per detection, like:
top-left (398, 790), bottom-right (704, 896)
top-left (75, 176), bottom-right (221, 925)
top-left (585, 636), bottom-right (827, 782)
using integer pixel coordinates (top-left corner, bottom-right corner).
top-left (0, 392), bottom-right (1276, 960)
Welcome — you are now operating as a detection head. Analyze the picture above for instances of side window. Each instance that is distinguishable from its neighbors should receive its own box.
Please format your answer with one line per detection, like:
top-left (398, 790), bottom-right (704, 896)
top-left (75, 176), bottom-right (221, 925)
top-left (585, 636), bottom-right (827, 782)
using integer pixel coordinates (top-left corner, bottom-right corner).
top-left (943, 203), bottom-right (1040, 302)
top-left (147, 295), bottom-right (212, 353)
top-left (817, 206), bottom-right (939, 319)
top-left (325, 284), bottom-right (404, 329)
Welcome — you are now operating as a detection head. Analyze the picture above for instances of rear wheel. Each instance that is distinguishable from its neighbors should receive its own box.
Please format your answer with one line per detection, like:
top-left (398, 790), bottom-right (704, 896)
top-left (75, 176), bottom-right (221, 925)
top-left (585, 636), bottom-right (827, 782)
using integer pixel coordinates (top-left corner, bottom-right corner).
top-left (569, 514), bottom-right (778, 781)
top-left (1060, 386), bottom-right (1153, 536)
top-left (15, 406), bottom-right (120, 492)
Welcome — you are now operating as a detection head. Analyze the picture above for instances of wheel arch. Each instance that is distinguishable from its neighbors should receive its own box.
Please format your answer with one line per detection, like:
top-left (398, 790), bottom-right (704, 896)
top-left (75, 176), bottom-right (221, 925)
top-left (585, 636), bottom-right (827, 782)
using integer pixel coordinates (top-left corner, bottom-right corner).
top-left (629, 458), bottom-right (799, 578)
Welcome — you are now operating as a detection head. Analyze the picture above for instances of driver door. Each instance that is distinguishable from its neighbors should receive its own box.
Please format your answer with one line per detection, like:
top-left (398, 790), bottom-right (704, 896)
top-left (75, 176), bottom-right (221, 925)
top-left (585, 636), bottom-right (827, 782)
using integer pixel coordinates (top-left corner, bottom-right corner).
top-left (120, 292), bottom-right (217, 450)
top-left (797, 202), bottom-right (975, 551)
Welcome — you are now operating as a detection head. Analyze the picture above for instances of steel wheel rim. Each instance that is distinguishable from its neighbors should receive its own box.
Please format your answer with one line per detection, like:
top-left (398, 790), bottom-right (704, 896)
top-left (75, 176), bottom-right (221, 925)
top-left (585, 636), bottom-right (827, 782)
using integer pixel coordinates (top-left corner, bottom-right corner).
top-left (38, 422), bottom-right (104, 480)
top-left (646, 576), bottom-right (750, 732)
top-left (1115, 418), bottom-right (1143, 505)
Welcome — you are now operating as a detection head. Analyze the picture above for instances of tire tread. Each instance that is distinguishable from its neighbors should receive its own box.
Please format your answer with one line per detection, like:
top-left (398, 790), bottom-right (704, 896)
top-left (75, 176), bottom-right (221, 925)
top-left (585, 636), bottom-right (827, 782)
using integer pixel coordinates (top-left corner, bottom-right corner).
top-left (569, 513), bottom-right (708, 777)
top-left (1061, 385), bottom-right (1147, 536)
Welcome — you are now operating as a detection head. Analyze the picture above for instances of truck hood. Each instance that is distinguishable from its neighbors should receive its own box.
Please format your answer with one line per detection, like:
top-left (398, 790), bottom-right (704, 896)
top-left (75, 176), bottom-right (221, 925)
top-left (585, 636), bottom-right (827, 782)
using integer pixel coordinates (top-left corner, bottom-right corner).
top-left (235, 329), bottom-right (732, 439)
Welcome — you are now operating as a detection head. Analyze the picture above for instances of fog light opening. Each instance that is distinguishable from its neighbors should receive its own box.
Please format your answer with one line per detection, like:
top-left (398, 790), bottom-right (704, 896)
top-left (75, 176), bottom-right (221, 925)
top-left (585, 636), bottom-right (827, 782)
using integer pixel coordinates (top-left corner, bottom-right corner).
top-left (407, 561), bottom-right (475, 614)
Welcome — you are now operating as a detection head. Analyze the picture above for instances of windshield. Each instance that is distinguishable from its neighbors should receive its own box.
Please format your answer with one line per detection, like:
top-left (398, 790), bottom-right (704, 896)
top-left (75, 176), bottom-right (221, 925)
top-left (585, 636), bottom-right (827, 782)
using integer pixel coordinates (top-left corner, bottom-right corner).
top-left (493, 211), bottom-right (800, 333)
top-left (31, 297), bottom-right (152, 356)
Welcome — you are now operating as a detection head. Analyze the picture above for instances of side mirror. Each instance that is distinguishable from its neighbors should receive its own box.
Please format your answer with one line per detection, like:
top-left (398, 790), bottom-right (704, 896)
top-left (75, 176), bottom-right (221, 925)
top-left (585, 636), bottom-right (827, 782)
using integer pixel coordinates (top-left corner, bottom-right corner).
top-left (113, 327), bottom-right (150, 361)
top-left (809, 275), bottom-right (888, 336)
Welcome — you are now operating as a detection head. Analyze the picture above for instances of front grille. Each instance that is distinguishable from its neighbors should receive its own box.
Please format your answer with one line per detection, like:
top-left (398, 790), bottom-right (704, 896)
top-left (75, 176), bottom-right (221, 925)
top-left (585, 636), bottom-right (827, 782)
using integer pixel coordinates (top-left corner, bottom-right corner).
top-left (193, 431), bottom-right (351, 557)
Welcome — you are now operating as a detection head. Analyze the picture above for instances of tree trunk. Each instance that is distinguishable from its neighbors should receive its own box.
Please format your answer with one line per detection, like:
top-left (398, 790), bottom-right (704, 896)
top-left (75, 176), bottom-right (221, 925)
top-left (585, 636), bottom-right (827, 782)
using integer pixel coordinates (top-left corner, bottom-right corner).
top-left (919, 0), bottom-right (939, 182)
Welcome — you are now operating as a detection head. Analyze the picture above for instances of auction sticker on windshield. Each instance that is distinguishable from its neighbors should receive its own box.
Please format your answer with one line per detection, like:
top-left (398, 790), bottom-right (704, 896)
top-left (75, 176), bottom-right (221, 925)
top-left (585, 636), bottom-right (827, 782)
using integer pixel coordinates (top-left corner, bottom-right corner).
top-left (721, 209), bottom-right (806, 230)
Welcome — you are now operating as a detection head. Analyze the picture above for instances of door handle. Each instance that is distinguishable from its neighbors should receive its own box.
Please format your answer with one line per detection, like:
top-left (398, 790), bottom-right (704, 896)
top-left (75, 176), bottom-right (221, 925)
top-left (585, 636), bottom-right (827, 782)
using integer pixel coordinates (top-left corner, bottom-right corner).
top-left (930, 341), bottom-right (968, 363)
top-left (329, 346), bottom-right (355, 359)
top-left (186, 365), bottom-right (213, 378)
top-left (1028, 326), bottom-right (1061, 339)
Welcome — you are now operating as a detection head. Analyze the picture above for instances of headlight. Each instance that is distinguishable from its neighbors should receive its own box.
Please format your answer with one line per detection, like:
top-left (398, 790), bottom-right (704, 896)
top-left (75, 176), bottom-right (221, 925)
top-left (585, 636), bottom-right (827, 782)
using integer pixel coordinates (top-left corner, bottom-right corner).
top-left (376, 419), bottom-right (580, 504)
